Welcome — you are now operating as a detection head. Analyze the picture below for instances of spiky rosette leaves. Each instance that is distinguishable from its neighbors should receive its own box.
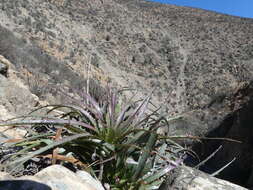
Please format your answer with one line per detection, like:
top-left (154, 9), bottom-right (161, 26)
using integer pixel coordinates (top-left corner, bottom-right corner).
top-left (0, 88), bottom-right (186, 189)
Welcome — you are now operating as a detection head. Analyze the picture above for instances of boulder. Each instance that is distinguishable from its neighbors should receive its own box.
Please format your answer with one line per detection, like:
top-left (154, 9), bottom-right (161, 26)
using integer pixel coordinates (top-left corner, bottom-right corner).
top-left (159, 166), bottom-right (247, 190)
top-left (0, 165), bottom-right (104, 190)
top-left (30, 165), bottom-right (104, 190)
top-left (0, 172), bottom-right (13, 180)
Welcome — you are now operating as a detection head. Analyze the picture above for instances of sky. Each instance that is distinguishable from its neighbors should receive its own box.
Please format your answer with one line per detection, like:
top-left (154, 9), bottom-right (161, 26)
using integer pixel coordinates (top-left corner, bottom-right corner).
top-left (150, 0), bottom-right (253, 19)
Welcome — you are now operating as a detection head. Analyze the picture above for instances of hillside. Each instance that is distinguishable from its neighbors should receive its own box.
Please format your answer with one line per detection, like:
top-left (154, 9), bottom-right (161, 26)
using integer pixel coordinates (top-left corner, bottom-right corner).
top-left (1, 0), bottom-right (253, 188)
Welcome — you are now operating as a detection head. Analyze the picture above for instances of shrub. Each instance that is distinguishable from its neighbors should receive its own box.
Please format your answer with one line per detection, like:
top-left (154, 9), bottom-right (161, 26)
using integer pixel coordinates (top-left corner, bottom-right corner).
top-left (0, 88), bottom-right (186, 189)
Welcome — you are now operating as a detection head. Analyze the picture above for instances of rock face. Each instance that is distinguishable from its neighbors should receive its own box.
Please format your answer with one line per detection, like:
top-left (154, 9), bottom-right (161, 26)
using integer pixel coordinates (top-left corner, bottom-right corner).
top-left (0, 0), bottom-right (253, 188)
top-left (0, 55), bottom-right (41, 140)
top-left (194, 82), bottom-right (253, 187)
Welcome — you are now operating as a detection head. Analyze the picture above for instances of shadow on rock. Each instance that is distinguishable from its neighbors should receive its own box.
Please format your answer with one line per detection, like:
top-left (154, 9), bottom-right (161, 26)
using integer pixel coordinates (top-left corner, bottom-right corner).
top-left (0, 180), bottom-right (51, 190)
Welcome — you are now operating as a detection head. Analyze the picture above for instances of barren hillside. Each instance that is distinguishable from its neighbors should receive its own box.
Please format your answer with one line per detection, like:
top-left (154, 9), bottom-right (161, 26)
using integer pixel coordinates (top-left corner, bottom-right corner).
top-left (1, 0), bottom-right (253, 187)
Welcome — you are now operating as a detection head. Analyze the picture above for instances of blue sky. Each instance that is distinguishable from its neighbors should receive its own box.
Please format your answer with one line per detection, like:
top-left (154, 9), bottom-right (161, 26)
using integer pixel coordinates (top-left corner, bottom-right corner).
top-left (150, 0), bottom-right (253, 18)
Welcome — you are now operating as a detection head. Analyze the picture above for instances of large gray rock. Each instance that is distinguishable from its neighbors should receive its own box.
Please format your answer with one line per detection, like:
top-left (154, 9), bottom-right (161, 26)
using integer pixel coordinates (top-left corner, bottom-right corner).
top-left (159, 166), bottom-right (247, 190)
top-left (28, 165), bottom-right (104, 190)
top-left (0, 165), bottom-right (104, 190)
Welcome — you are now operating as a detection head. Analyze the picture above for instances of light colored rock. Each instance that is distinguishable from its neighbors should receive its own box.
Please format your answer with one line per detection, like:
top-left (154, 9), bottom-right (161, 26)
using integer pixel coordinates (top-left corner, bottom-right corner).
top-left (0, 56), bottom-right (42, 139)
top-left (0, 103), bottom-right (27, 140)
top-left (76, 170), bottom-right (104, 190)
top-left (0, 171), bottom-right (14, 180)
top-left (27, 165), bottom-right (105, 190)
top-left (0, 105), bottom-right (14, 121)
top-left (159, 166), bottom-right (247, 190)
top-left (0, 55), bottom-right (11, 67)
top-left (0, 74), bottom-right (38, 139)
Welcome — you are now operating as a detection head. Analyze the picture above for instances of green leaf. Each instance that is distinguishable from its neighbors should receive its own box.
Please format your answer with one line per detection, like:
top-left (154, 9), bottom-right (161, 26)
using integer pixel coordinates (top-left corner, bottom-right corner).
top-left (132, 133), bottom-right (157, 180)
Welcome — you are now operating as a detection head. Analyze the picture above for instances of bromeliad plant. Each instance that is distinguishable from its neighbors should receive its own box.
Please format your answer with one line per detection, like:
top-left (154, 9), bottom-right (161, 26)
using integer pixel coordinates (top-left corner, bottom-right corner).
top-left (0, 88), bottom-right (186, 189)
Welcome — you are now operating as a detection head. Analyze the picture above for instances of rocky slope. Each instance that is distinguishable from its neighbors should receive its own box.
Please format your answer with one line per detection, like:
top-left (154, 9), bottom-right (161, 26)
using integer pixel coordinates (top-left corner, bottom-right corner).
top-left (0, 0), bottom-right (253, 188)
